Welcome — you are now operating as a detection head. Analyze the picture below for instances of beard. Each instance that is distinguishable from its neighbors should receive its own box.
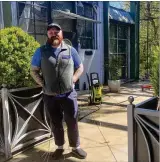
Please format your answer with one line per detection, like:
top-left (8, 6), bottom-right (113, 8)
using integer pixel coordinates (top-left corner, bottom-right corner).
top-left (47, 36), bottom-right (63, 47)
top-left (52, 38), bottom-right (60, 47)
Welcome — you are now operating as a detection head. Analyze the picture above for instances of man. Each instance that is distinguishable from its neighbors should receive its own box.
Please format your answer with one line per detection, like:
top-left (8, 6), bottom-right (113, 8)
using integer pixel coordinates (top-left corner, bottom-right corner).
top-left (30, 23), bottom-right (87, 160)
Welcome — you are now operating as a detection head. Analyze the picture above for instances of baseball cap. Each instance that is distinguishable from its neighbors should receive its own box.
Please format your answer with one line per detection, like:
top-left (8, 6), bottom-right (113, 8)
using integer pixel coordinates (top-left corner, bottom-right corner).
top-left (47, 23), bottom-right (61, 31)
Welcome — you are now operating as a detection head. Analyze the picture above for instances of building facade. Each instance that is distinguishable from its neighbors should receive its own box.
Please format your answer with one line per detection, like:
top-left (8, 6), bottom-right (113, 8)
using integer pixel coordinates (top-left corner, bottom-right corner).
top-left (0, 1), bottom-right (140, 90)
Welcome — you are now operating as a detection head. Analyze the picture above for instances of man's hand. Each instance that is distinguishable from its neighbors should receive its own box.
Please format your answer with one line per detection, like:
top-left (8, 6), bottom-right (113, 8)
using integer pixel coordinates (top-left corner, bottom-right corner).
top-left (30, 66), bottom-right (44, 87)
top-left (73, 63), bottom-right (84, 83)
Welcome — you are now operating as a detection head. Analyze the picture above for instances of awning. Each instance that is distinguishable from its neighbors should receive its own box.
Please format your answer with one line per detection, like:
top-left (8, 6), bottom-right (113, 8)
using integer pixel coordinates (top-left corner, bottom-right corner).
top-left (109, 6), bottom-right (134, 24)
top-left (52, 9), bottom-right (101, 24)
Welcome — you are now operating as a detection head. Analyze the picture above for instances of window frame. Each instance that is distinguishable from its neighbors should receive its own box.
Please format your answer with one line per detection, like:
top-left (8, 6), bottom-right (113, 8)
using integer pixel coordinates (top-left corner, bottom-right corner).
top-left (16, 1), bottom-right (48, 44)
top-left (109, 23), bottom-right (129, 79)
top-left (76, 2), bottom-right (97, 49)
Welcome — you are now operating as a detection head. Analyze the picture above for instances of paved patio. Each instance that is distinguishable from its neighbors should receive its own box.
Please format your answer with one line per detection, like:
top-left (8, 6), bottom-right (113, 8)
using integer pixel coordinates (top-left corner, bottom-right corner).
top-left (1, 81), bottom-right (153, 162)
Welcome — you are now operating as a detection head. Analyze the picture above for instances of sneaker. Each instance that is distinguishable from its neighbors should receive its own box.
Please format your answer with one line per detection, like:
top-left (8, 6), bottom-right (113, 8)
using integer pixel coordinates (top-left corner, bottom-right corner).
top-left (51, 149), bottom-right (64, 160)
top-left (72, 148), bottom-right (87, 159)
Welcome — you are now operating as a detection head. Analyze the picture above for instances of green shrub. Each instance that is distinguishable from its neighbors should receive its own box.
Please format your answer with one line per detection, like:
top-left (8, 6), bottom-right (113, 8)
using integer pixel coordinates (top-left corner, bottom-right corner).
top-left (107, 56), bottom-right (122, 80)
top-left (0, 27), bottom-right (40, 88)
top-left (150, 46), bottom-right (159, 96)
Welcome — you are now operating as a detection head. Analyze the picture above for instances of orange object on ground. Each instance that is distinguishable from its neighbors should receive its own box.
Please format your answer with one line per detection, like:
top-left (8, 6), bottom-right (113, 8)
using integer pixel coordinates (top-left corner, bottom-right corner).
top-left (141, 84), bottom-right (152, 91)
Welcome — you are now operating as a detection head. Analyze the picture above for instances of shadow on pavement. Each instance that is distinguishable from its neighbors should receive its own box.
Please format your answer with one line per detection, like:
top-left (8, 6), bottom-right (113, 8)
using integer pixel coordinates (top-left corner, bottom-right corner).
top-left (80, 118), bottom-right (127, 131)
top-left (4, 148), bottom-right (84, 162)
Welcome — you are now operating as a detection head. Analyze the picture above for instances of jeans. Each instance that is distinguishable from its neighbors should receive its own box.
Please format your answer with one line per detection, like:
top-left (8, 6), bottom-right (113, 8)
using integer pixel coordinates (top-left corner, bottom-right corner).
top-left (43, 90), bottom-right (80, 147)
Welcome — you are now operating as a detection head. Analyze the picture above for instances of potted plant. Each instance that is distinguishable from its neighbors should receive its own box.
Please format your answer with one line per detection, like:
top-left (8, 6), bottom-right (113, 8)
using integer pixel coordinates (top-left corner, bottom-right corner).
top-left (107, 56), bottom-right (122, 92)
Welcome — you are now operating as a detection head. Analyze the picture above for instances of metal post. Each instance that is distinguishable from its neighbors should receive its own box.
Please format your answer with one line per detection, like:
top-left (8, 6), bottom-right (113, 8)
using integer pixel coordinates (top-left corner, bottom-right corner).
top-left (127, 96), bottom-right (135, 162)
top-left (47, 1), bottom-right (52, 24)
top-left (33, 2), bottom-right (36, 40)
top-left (103, 2), bottom-right (109, 84)
top-left (1, 84), bottom-right (12, 159)
top-left (158, 3), bottom-right (160, 161)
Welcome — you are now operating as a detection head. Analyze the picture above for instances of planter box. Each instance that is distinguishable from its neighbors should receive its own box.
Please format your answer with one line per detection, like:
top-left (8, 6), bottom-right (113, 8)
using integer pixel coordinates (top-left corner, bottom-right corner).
top-left (0, 86), bottom-right (51, 160)
top-left (127, 97), bottom-right (159, 162)
top-left (108, 80), bottom-right (120, 92)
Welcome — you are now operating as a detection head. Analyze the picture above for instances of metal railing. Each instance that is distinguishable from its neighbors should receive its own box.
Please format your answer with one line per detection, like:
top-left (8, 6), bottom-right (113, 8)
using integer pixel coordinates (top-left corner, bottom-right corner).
top-left (127, 96), bottom-right (160, 162)
top-left (0, 85), bottom-right (51, 160)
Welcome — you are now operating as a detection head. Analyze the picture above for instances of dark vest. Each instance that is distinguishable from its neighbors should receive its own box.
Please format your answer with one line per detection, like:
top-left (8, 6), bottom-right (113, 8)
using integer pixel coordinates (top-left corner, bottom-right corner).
top-left (40, 42), bottom-right (74, 95)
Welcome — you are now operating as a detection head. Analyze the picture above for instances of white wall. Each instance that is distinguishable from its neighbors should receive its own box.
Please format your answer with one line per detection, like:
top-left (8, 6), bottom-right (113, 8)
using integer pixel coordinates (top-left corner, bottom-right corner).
top-left (78, 2), bottom-right (104, 90)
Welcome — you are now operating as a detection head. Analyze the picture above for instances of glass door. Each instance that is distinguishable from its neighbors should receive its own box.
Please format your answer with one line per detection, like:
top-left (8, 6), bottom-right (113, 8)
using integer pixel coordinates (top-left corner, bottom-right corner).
top-left (109, 23), bottom-right (129, 81)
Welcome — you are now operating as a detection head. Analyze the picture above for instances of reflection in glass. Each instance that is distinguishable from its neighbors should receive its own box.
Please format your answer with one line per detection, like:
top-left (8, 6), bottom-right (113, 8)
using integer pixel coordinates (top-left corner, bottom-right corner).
top-left (84, 5), bottom-right (93, 18)
top-left (86, 22), bottom-right (93, 38)
top-left (117, 55), bottom-right (127, 79)
top-left (51, 2), bottom-right (73, 12)
top-left (110, 39), bottom-right (117, 53)
top-left (110, 24), bottom-right (117, 38)
top-left (109, 23), bottom-right (128, 80)
top-left (118, 40), bottom-right (127, 53)
top-left (17, 2), bottom-right (47, 44)
top-left (77, 20), bottom-right (85, 37)
top-left (118, 26), bottom-right (127, 39)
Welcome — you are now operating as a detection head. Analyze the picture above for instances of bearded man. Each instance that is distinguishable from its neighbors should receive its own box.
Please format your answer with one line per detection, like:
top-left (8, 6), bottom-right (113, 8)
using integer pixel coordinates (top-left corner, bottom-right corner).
top-left (30, 23), bottom-right (87, 160)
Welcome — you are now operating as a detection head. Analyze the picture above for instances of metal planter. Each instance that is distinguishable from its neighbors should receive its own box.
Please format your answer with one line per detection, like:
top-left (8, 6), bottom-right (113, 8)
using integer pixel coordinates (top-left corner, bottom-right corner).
top-left (0, 85), bottom-right (51, 160)
top-left (127, 96), bottom-right (160, 162)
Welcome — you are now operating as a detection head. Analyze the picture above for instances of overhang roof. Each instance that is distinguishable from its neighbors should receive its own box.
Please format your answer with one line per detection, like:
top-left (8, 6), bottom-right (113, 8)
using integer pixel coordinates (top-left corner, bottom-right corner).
top-left (52, 9), bottom-right (101, 24)
top-left (109, 6), bottom-right (134, 24)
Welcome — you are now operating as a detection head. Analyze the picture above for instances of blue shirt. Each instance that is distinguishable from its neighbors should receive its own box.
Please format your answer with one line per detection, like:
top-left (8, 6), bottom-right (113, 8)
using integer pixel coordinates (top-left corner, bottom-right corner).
top-left (31, 46), bottom-right (81, 69)
top-left (31, 45), bottom-right (82, 97)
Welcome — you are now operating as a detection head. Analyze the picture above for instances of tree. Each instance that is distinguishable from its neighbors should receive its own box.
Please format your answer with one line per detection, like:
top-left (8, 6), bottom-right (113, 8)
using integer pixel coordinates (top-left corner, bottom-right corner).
top-left (150, 46), bottom-right (159, 96)
top-left (139, 1), bottom-right (159, 78)
top-left (0, 27), bottom-right (40, 88)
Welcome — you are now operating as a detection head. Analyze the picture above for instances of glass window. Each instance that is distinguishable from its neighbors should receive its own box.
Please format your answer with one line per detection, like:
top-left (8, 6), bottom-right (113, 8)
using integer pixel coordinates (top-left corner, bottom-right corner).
top-left (118, 54), bottom-right (128, 79)
top-left (118, 40), bottom-right (127, 53)
top-left (34, 1), bottom-right (48, 7)
top-left (76, 3), bottom-right (96, 49)
top-left (77, 20), bottom-right (85, 37)
top-left (52, 2), bottom-right (73, 12)
top-left (17, 2), bottom-right (48, 45)
top-left (35, 21), bottom-right (48, 34)
top-left (110, 24), bottom-right (117, 38)
top-left (110, 39), bottom-right (117, 53)
top-left (86, 22), bottom-right (93, 37)
top-left (77, 2), bottom-right (84, 16)
top-left (118, 26), bottom-right (127, 39)
top-left (84, 5), bottom-right (93, 18)
top-left (118, 54), bottom-right (127, 66)
top-left (109, 23), bottom-right (128, 79)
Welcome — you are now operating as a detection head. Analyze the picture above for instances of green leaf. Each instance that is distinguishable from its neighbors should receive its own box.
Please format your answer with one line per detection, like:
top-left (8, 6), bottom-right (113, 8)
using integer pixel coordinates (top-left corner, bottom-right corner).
top-left (0, 27), bottom-right (40, 88)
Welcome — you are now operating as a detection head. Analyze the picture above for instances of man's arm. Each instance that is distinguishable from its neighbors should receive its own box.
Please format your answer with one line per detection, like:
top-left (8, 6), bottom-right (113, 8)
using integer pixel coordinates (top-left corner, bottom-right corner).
top-left (71, 47), bottom-right (84, 83)
top-left (30, 66), bottom-right (44, 87)
top-left (73, 63), bottom-right (84, 83)
top-left (30, 48), bottom-right (43, 87)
